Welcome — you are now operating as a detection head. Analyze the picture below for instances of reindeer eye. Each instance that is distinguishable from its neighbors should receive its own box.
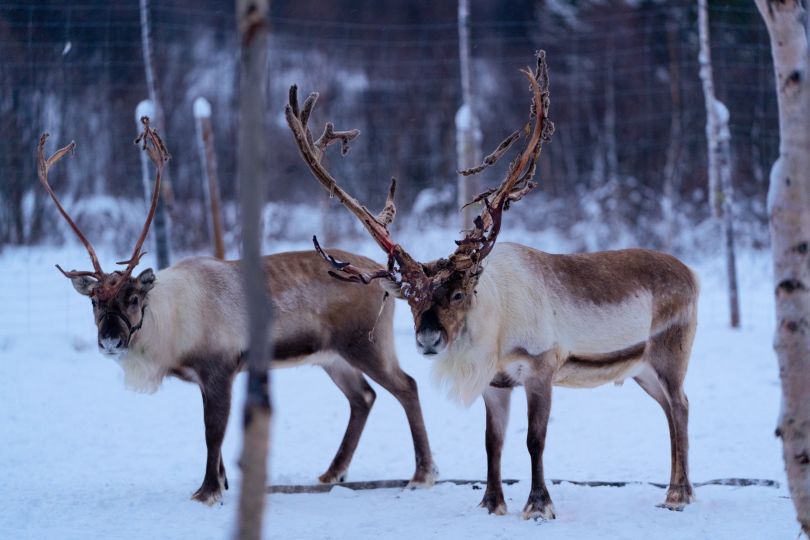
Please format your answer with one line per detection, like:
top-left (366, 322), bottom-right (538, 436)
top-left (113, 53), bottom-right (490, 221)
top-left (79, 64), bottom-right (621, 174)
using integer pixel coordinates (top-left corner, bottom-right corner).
top-left (129, 296), bottom-right (139, 306)
top-left (451, 291), bottom-right (465, 302)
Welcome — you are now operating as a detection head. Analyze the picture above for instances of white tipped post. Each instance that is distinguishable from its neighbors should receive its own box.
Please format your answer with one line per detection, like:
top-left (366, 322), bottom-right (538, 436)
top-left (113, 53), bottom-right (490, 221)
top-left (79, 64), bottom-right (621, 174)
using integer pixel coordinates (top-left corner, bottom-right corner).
top-left (193, 97), bottom-right (225, 260)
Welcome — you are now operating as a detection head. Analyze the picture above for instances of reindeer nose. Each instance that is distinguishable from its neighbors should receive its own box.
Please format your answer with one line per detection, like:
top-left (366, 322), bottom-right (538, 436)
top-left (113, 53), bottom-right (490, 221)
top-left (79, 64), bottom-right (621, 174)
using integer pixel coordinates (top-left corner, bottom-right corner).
top-left (416, 330), bottom-right (444, 355)
top-left (99, 336), bottom-right (124, 354)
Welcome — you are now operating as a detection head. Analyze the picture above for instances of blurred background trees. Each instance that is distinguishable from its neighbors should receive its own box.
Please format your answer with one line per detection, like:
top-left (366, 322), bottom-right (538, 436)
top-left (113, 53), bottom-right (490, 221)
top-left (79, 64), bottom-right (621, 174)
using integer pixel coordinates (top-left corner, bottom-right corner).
top-left (0, 0), bottom-right (778, 256)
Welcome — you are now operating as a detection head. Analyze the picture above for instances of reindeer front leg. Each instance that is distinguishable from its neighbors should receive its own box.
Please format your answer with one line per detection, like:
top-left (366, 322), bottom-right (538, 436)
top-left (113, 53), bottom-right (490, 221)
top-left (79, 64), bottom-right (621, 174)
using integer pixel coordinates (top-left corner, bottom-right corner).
top-left (523, 374), bottom-right (555, 520)
top-left (192, 368), bottom-right (233, 505)
top-left (480, 385), bottom-right (512, 515)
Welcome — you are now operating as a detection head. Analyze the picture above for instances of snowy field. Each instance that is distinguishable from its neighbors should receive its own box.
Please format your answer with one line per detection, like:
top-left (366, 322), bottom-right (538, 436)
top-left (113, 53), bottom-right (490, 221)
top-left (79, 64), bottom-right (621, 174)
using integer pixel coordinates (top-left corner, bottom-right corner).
top-left (0, 234), bottom-right (797, 539)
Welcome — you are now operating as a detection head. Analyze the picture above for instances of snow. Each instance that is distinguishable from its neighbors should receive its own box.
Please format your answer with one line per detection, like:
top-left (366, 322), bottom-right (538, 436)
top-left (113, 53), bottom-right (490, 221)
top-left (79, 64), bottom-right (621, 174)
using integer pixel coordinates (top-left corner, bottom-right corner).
top-left (135, 99), bottom-right (155, 122)
top-left (455, 103), bottom-right (472, 131)
top-left (0, 238), bottom-right (798, 539)
top-left (194, 97), bottom-right (212, 119)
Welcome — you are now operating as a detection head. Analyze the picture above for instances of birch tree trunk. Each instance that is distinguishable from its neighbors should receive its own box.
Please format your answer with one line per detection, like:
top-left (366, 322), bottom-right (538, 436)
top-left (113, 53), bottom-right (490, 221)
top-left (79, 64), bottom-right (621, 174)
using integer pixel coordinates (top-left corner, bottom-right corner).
top-left (456, 0), bottom-right (481, 229)
top-left (754, 0), bottom-right (810, 534)
top-left (697, 0), bottom-right (741, 328)
top-left (193, 97), bottom-right (225, 260)
top-left (235, 1), bottom-right (272, 539)
top-left (139, 0), bottom-right (172, 269)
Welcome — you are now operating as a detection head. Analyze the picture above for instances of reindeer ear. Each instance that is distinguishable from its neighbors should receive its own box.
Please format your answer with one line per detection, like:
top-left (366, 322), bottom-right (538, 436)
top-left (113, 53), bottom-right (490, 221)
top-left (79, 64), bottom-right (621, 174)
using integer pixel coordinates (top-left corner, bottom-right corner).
top-left (70, 276), bottom-right (98, 296)
top-left (380, 279), bottom-right (404, 300)
top-left (136, 268), bottom-right (156, 292)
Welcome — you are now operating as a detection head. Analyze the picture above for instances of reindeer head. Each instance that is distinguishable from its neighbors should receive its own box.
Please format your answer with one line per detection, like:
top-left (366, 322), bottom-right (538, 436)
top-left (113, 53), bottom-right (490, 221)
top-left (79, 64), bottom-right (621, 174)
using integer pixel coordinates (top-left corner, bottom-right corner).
top-left (287, 52), bottom-right (553, 356)
top-left (37, 118), bottom-right (170, 356)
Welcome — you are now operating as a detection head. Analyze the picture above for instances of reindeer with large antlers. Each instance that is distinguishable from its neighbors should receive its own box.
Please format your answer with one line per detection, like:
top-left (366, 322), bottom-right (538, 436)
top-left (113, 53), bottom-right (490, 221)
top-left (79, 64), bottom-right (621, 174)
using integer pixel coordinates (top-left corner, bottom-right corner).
top-left (38, 118), bottom-right (436, 505)
top-left (287, 51), bottom-right (698, 519)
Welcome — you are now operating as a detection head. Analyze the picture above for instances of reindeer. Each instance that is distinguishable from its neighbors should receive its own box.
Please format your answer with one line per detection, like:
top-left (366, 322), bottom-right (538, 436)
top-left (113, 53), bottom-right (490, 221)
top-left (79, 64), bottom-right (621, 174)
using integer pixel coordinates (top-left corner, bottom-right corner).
top-left (36, 118), bottom-right (436, 505)
top-left (285, 51), bottom-right (699, 519)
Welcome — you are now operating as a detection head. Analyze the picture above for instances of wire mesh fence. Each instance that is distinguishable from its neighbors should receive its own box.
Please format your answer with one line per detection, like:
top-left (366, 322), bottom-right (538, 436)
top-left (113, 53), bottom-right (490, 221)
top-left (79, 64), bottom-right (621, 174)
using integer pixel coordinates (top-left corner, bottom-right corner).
top-left (0, 0), bottom-right (779, 337)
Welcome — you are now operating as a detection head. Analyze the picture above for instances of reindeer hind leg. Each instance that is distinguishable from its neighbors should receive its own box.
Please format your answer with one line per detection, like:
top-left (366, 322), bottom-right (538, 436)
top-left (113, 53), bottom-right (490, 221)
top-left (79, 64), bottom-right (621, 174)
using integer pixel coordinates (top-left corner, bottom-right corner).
top-left (319, 360), bottom-right (376, 484)
top-left (636, 321), bottom-right (696, 511)
top-left (341, 339), bottom-right (437, 488)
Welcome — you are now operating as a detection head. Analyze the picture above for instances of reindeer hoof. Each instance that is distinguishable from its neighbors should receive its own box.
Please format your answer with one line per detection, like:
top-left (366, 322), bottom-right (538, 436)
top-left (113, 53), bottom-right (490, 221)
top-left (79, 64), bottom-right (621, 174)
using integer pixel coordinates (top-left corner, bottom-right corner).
top-left (318, 471), bottom-right (347, 484)
top-left (191, 485), bottom-right (223, 506)
top-left (659, 484), bottom-right (694, 511)
top-left (522, 490), bottom-right (555, 521)
top-left (480, 492), bottom-right (508, 515)
top-left (407, 462), bottom-right (439, 489)
top-left (522, 501), bottom-right (555, 521)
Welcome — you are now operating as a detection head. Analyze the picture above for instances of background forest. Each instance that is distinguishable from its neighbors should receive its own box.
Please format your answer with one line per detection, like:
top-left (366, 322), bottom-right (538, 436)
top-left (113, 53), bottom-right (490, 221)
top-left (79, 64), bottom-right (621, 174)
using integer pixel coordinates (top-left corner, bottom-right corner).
top-left (0, 0), bottom-right (777, 256)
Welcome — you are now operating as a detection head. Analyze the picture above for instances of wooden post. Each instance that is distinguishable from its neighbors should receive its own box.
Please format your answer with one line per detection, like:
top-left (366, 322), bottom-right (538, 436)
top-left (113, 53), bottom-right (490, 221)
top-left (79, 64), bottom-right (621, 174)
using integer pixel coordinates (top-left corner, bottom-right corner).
top-left (193, 97), bottom-right (225, 260)
top-left (754, 0), bottom-right (810, 534)
top-left (234, 1), bottom-right (271, 539)
top-left (697, 0), bottom-right (740, 328)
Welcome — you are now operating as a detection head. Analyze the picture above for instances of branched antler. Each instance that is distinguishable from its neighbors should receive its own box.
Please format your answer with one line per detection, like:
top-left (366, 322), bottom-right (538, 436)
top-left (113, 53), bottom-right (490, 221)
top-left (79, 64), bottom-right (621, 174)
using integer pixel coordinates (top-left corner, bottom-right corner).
top-left (288, 52), bottom-right (553, 311)
top-left (451, 50), bottom-right (554, 270)
top-left (38, 117), bottom-right (171, 299)
top-left (285, 84), bottom-right (400, 257)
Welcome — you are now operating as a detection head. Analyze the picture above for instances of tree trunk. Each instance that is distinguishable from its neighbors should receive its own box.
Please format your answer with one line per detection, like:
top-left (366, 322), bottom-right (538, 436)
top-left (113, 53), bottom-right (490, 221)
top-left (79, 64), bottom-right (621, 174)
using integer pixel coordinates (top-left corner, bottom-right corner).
top-left (456, 0), bottom-right (481, 229)
top-left (193, 97), bottom-right (225, 260)
top-left (139, 0), bottom-right (172, 269)
top-left (661, 9), bottom-right (682, 250)
top-left (754, 0), bottom-right (810, 534)
top-left (235, 1), bottom-right (272, 540)
top-left (697, 0), bottom-right (741, 328)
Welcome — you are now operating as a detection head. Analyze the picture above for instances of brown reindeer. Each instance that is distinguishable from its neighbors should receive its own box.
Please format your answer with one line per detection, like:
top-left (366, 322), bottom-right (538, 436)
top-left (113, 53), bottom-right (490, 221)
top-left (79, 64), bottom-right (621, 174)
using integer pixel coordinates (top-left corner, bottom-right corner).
top-left (286, 51), bottom-right (698, 519)
top-left (36, 118), bottom-right (436, 505)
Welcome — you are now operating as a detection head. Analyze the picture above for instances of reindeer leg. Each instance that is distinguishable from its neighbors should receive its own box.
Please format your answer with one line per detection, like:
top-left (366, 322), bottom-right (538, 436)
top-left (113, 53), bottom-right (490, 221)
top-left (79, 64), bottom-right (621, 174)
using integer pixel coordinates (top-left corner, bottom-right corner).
top-left (363, 363), bottom-right (436, 487)
top-left (219, 452), bottom-right (228, 490)
top-left (318, 361), bottom-right (376, 484)
top-left (191, 366), bottom-right (233, 505)
top-left (523, 374), bottom-right (555, 520)
top-left (637, 322), bottom-right (695, 511)
top-left (480, 385), bottom-right (511, 515)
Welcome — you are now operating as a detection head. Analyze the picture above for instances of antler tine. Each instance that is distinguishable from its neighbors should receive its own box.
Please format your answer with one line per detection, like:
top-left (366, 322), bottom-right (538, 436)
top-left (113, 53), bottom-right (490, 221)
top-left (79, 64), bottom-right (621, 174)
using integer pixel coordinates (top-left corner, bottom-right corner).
top-left (118, 116), bottom-right (171, 277)
top-left (312, 236), bottom-right (396, 285)
top-left (37, 133), bottom-right (105, 278)
top-left (459, 129), bottom-right (521, 177)
top-left (285, 85), bottom-right (397, 256)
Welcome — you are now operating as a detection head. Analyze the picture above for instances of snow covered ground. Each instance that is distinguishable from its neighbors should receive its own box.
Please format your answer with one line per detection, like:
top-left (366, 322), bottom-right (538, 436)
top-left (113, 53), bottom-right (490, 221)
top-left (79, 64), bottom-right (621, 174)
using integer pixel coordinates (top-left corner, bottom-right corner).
top-left (0, 237), bottom-right (797, 539)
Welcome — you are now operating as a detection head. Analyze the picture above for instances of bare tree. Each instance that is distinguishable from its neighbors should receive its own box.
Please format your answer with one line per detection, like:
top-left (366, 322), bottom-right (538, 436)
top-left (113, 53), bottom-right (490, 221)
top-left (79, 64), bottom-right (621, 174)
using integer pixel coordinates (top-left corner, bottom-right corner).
top-left (754, 0), bottom-right (810, 534)
top-left (234, 0), bottom-right (272, 539)
top-left (139, 0), bottom-right (172, 269)
top-left (456, 0), bottom-right (482, 229)
top-left (193, 97), bottom-right (225, 260)
top-left (698, 0), bottom-right (741, 328)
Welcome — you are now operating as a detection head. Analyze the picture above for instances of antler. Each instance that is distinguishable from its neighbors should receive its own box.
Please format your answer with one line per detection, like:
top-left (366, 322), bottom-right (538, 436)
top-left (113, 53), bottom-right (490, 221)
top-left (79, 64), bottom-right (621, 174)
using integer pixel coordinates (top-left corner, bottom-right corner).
top-left (37, 133), bottom-right (105, 279)
top-left (117, 116), bottom-right (171, 279)
top-left (37, 117), bottom-right (170, 298)
top-left (451, 50), bottom-right (554, 270)
top-left (288, 52), bottom-right (553, 310)
top-left (285, 85), bottom-right (399, 256)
